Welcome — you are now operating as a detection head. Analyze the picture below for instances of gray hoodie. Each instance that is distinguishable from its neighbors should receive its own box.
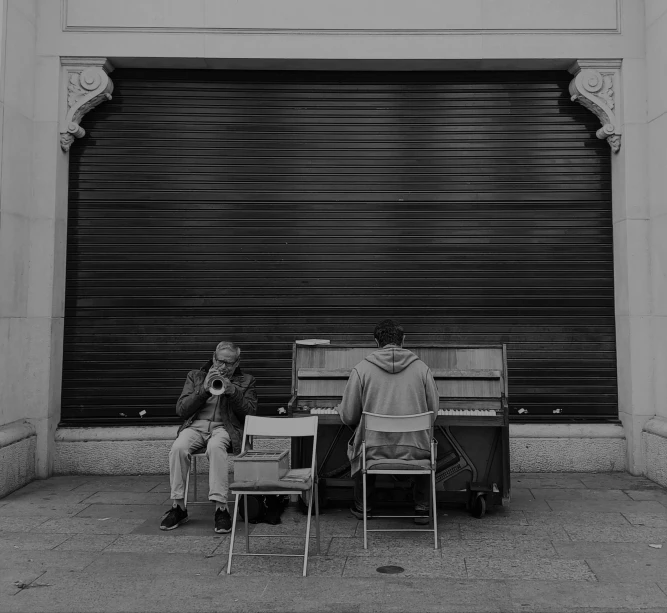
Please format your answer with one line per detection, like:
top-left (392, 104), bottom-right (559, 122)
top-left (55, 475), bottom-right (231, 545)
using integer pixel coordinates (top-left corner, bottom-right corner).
top-left (337, 345), bottom-right (440, 476)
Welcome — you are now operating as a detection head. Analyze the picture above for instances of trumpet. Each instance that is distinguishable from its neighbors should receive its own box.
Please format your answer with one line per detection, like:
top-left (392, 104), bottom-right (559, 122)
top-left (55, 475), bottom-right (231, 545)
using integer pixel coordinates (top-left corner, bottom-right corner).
top-left (209, 375), bottom-right (226, 396)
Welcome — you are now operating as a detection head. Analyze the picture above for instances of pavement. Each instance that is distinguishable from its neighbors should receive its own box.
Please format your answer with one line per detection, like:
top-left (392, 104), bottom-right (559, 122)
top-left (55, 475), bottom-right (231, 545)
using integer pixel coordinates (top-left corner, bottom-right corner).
top-left (0, 472), bottom-right (666, 613)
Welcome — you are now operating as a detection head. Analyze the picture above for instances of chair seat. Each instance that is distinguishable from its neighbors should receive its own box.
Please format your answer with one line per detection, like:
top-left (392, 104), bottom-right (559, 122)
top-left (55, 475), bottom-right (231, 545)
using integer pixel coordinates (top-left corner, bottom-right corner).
top-left (366, 458), bottom-right (432, 471)
top-left (230, 468), bottom-right (313, 492)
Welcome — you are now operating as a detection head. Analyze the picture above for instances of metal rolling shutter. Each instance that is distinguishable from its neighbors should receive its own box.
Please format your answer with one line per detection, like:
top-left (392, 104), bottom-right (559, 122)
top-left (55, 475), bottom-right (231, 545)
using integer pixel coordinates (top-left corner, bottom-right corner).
top-left (63, 69), bottom-right (616, 425)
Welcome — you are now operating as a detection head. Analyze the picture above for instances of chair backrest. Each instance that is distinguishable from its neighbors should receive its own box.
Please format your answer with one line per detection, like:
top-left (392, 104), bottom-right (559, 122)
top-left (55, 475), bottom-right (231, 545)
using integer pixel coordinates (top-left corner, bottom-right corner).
top-left (244, 415), bottom-right (318, 438)
top-left (362, 411), bottom-right (433, 434)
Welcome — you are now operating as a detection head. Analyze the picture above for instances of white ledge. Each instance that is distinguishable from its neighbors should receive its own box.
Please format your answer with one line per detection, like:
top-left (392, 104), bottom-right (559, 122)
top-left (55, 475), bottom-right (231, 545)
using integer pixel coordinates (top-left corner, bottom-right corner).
top-left (510, 423), bottom-right (625, 439)
top-left (643, 417), bottom-right (667, 439)
top-left (56, 425), bottom-right (178, 442)
top-left (0, 420), bottom-right (37, 449)
top-left (54, 423), bottom-right (625, 443)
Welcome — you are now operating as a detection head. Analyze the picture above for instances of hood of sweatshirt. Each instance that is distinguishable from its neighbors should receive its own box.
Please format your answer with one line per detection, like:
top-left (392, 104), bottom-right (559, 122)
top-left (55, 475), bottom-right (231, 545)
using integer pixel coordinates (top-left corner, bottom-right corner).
top-left (364, 346), bottom-right (420, 374)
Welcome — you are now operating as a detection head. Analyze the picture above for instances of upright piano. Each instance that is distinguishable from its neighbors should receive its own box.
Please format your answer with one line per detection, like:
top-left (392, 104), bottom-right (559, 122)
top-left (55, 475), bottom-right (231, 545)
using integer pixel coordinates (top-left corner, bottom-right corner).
top-left (288, 343), bottom-right (510, 516)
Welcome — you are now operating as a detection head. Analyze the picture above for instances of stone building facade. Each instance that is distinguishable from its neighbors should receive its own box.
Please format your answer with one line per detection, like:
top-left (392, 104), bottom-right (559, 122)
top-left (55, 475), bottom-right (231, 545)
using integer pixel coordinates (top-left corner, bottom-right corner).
top-left (1, 0), bottom-right (666, 494)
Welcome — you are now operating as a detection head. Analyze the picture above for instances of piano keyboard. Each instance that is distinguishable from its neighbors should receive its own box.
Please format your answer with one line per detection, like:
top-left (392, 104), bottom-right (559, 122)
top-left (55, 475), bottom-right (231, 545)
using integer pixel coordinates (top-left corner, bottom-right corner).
top-left (299, 407), bottom-right (497, 417)
top-left (300, 406), bottom-right (340, 415)
top-left (438, 409), bottom-right (497, 417)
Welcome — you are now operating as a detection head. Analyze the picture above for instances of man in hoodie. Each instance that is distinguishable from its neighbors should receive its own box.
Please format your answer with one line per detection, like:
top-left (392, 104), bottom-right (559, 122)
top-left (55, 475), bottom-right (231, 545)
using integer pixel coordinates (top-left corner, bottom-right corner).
top-left (337, 320), bottom-right (439, 523)
top-left (160, 341), bottom-right (257, 533)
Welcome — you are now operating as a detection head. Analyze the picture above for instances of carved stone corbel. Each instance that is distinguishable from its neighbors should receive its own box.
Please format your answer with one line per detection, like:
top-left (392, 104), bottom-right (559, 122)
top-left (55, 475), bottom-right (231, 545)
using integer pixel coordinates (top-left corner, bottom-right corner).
top-left (568, 60), bottom-right (622, 153)
top-left (60, 58), bottom-right (114, 152)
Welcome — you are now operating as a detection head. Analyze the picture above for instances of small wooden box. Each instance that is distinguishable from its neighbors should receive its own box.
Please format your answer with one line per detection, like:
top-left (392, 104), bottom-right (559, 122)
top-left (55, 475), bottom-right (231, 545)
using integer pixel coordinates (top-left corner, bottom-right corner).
top-left (233, 450), bottom-right (290, 482)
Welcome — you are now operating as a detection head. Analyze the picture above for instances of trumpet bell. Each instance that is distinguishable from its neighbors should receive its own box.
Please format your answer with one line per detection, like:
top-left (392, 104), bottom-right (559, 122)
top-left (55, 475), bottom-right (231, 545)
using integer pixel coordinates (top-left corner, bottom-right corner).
top-left (210, 377), bottom-right (225, 396)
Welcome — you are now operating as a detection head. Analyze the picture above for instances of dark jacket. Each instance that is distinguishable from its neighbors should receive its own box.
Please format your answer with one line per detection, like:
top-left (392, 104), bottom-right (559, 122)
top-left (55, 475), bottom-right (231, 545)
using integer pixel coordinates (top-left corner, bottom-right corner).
top-left (176, 360), bottom-right (258, 455)
top-left (337, 346), bottom-right (439, 476)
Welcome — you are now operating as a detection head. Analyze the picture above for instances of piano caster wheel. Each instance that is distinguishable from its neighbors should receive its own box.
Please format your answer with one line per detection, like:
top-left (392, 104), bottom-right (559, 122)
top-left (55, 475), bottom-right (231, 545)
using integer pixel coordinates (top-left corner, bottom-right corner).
top-left (471, 493), bottom-right (486, 519)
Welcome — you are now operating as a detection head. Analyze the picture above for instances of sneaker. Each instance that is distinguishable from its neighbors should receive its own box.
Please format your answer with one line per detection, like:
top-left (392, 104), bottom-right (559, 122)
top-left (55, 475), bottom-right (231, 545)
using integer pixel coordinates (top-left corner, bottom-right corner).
top-left (350, 505), bottom-right (371, 520)
top-left (214, 507), bottom-right (232, 533)
top-left (414, 509), bottom-right (430, 525)
top-left (160, 505), bottom-right (188, 531)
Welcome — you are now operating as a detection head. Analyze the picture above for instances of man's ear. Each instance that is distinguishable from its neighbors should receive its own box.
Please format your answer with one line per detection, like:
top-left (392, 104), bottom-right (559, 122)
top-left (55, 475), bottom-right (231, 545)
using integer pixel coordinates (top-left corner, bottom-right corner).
top-left (374, 338), bottom-right (380, 348)
top-left (401, 334), bottom-right (406, 347)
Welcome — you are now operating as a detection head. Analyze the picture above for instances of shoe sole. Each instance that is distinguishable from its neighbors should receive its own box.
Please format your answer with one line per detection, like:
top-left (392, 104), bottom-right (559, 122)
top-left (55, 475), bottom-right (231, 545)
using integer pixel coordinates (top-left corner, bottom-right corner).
top-left (160, 517), bottom-right (189, 531)
top-left (214, 527), bottom-right (232, 534)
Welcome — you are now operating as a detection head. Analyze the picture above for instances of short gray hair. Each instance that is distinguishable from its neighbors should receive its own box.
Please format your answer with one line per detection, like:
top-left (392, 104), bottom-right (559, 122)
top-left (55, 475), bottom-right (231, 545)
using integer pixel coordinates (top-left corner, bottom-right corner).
top-left (215, 341), bottom-right (241, 359)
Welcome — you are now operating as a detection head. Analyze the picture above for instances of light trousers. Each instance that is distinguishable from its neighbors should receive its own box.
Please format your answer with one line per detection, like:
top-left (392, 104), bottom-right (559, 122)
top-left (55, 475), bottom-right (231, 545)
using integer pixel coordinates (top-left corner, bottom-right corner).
top-left (169, 420), bottom-right (231, 504)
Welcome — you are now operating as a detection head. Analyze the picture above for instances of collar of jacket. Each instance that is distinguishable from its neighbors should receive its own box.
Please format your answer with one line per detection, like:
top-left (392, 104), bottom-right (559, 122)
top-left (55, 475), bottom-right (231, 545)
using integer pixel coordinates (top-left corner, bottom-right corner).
top-left (199, 359), bottom-right (245, 379)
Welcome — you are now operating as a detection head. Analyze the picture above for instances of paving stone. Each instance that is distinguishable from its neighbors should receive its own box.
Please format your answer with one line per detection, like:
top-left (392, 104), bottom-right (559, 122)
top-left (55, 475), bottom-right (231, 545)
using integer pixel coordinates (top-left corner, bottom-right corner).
top-left (508, 579), bottom-right (667, 612)
top-left (580, 474), bottom-right (665, 490)
top-left (457, 524), bottom-right (570, 540)
top-left (465, 557), bottom-right (596, 581)
top-left (0, 549), bottom-right (99, 572)
top-left (545, 499), bottom-right (667, 514)
top-left (622, 512), bottom-right (667, 527)
top-left (552, 540), bottom-right (667, 559)
top-left (0, 532), bottom-right (71, 550)
top-left (506, 489), bottom-right (551, 511)
top-left (529, 488), bottom-right (632, 501)
top-left (0, 516), bottom-right (49, 532)
top-left (512, 476), bottom-right (586, 489)
top-left (2, 490), bottom-right (96, 504)
top-left (11, 477), bottom-right (93, 493)
top-left (220, 534), bottom-right (330, 556)
top-left (0, 502), bottom-right (92, 518)
top-left (53, 534), bottom-right (121, 551)
top-left (0, 575), bottom-right (270, 613)
top-left (82, 551), bottom-right (227, 577)
top-left (226, 554), bottom-right (345, 577)
top-left (0, 569), bottom-right (46, 597)
top-left (524, 511), bottom-right (630, 526)
top-left (563, 524), bottom-right (667, 543)
top-left (33, 517), bottom-right (146, 535)
top-left (73, 503), bottom-right (162, 520)
top-left (438, 508), bottom-right (528, 525)
top-left (624, 489), bottom-right (667, 504)
top-left (105, 534), bottom-right (224, 554)
top-left (72, 476), bottom-right (165, 493)
top-left (585, 555), bottom-right (667, 584)
top-left (79, 492), bottom-right (171, 505)
top-left (442, 538), bottom-right (559, 558)
top-left (343, 555), bottom-right (465, 578)
top-left (328, 535), bottom-right (443, 557)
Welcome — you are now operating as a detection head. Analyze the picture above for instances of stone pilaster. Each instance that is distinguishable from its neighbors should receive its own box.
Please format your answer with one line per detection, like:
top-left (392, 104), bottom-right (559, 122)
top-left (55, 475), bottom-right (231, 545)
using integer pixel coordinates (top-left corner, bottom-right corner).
top-left (568, 60), bottom-right (622, 153)
top-left (60, 58), bottom-right (114, 152)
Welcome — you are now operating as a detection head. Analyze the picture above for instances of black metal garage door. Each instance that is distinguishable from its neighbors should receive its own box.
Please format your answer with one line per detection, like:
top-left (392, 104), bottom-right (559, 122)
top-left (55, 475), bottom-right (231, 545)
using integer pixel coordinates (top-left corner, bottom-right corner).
top-left (62, 69), bottom-right (616, 425)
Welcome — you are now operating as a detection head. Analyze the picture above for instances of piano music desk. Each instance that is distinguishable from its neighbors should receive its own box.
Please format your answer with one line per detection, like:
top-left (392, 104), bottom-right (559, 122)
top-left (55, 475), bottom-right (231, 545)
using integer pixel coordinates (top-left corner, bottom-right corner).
top-left (288, 344), bottom-right (510, 517)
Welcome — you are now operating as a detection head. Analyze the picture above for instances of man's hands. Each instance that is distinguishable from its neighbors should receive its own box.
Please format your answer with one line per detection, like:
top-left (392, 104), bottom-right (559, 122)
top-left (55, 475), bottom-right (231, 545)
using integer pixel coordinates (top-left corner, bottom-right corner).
top-left (203, 367), bottom-right (234, 396)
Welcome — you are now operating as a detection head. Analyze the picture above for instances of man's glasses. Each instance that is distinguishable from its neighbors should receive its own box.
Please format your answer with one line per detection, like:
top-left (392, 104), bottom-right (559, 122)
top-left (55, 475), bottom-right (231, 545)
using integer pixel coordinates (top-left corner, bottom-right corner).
top-left (214, 358), bottom-right (238, 367)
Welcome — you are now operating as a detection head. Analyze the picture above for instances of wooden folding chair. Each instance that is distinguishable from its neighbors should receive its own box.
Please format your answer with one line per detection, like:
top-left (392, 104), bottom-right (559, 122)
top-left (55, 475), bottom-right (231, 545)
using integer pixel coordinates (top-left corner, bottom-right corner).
top-left (226, 415), bottom-right (320, 577)
top-left (361, 411), bottom-right (438, 549)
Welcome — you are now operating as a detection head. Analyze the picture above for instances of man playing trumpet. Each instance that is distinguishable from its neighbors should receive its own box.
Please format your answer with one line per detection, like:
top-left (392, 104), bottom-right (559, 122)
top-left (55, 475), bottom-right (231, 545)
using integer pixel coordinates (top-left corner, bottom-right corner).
top-left (160, 341), bottom-right (258, 533)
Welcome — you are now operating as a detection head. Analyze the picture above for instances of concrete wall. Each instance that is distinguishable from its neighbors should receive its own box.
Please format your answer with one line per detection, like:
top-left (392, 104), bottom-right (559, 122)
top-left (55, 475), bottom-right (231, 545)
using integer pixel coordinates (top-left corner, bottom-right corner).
top-left (0, 420), bottom-right (36, 497)
top-left (53, 424), bottom-right (627, 475)
top-left (2, 0), bottom-right (666, 485)
top-left (640, 0), bottom-right (667, 487)
top-left (0, 0), bottom-right (43, 493)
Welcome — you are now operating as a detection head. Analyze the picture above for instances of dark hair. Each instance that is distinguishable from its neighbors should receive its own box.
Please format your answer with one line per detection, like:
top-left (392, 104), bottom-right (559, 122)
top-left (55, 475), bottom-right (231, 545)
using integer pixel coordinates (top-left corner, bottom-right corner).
top-left (374, 319), bottom-right (405, 347)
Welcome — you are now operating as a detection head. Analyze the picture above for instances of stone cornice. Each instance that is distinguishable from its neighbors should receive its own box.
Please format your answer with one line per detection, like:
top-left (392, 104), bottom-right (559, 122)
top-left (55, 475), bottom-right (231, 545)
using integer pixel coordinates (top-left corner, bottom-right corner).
top-left (568, 60), bottom-right (622, 153)
top-left (60, 57), bottom-right (114, 152)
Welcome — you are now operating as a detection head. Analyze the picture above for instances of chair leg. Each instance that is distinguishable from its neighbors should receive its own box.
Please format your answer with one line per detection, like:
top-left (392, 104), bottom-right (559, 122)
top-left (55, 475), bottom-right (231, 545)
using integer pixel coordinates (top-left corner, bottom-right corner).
top-left (244, 495), bottom-right (249, 553)
top-left (303, 486), bottom-right (314, 577)
top-left (431, 469), bottom-right (438, 550)
top-left (226, 493), bottom-right (240, 575)
top-left (362, 471), bottom-right (368, 550)
top-left (315, 480), bottom-right (320, 556)
top-left (193, 455), bottom-right (197, 503)
top-left (184, 465), bottom-right (190, 510)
